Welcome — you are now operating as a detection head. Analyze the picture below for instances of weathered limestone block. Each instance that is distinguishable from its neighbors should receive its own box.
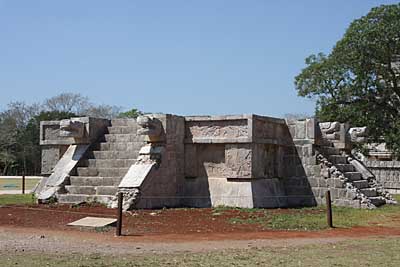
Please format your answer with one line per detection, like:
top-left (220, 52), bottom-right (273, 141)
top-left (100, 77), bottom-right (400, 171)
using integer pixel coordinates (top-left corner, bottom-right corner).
top-left (113, 161), bottom-right (157, 210)
top-left (195, 144), bottom-right (228, 178)
top-left (41, 145), bottom-right (68, 175)
top-left (296, 121), bottom-right (306, 139)
top-left (183, 177), bottom-right (288, 208)
top-left (252, 144), bottom-right (286, 178)
top-left (307, 177), bottom-right (318, 187)
top-left (119, 160), bottom-right (157, 188)
top-left (42, 122), bottom-right (62, 142)
top-left (184, 144), bottom-right (197, 178)
top-left (117, 188), bottom-right (140, 211)
top-left (225, 144), bottom-right (252, 178)
top-left (318, 178), bottom-right (328, 187)
top-left (285, 118), bottom-right (316, 141)
top-left (333, 199), bottom-right (361, 208)
top-left (185, 116), bottom-right (249, 143)
top-left (253, 115), bottom-right (291, 143)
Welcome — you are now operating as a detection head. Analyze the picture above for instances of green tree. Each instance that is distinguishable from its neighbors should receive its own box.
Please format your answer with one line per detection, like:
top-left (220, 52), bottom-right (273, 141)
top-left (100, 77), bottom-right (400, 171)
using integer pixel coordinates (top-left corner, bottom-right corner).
top-left (295, 4), bottom-right (400, 154)
top-left (16, 111), bottom-right (76, 175)
top-left (0, 102), bottom-right (40, 175)
top-left (44, 93), bottom-right (90, 114)
top-left (0, 101), bottom-right (76, 175)
top-left (44, 92), bottom-right (122, 119)
top-left (0, 93), bottom-right (143, 175)
top-left (118, 108), bottom-right (142, 119)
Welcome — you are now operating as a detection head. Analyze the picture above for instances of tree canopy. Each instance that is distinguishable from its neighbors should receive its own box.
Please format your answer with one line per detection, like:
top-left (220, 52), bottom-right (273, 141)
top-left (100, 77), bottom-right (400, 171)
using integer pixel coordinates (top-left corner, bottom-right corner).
top-left (295, 4), bottom-right (400, 154)
top-left (43, 93), bottom-right (123, 119)
top-left (117, 108), bottom-right (142, 119)
top-left (0, 93), bottom-right (142, 175)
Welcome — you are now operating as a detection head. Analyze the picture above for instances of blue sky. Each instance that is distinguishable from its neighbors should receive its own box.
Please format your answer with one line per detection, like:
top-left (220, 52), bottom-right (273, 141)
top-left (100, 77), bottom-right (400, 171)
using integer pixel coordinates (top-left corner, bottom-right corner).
top-left (0, 0), bottom-right (397, 117)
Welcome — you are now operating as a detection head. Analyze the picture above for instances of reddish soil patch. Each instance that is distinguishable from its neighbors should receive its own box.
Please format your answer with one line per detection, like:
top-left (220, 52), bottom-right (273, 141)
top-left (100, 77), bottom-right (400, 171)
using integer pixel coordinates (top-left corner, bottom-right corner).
top-left (0, 204), bottom-right (269, 234)
top-left (1, 204), bottom-right (400, 243)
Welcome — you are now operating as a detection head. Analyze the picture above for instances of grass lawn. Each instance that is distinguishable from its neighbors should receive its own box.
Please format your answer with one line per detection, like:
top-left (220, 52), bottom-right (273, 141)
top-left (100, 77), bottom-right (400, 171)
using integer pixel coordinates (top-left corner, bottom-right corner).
top-left (1, 237), bottom-right (399, 267)
top-left (0, 194), bottom-right (36, 205)
top-left (0, 178), bottom-right (40, 191)
top-left (217, 194), bottom-right (400, 231)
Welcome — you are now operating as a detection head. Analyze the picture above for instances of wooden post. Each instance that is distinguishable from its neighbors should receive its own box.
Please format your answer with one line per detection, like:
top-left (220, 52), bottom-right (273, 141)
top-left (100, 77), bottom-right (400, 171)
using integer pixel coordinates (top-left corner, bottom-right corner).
top-left (22, 147), bottom-right (26, 195)
top-left (22, 173), bottom-right (26, 195)
top-left (325, 190), bottom-right (333, 228)
top-left (116, 192), bottom-right (123, 236)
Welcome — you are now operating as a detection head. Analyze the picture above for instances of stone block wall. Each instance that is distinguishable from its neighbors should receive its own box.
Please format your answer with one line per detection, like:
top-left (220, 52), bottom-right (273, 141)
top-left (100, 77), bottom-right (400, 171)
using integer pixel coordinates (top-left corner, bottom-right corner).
top-left (41, 146), bottom-right (69, 175)
top-left (182, 115), bottom-right (320, 208)
top-left (364, 160), bottom-right (400, 193)
top-left (183, 115), bottom-right (255, 207)
top-left (284, 118), bottom-right (318, 207)
top-left (184, 115), bottom-right (253, 181)
top-left (136, 114), bottom-right (186, 208)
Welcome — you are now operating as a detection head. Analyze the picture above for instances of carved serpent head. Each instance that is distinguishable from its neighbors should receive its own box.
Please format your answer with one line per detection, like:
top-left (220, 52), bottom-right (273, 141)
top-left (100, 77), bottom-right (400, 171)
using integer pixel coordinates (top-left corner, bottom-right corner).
top-left (348, 127), bottom-right (368, 143)
top-left (59, 119), bottom-right (85, 138)
top-left (136, 115), bottom-right (163, 142)
top-left (319, 121), bottom-right (341, 140)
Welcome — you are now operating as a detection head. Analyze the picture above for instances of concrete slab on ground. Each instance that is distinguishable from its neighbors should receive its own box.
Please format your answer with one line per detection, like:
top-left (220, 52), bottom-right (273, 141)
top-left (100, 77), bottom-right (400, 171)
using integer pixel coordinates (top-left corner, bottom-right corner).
top-left (67, 217), bottom-right (117, 228)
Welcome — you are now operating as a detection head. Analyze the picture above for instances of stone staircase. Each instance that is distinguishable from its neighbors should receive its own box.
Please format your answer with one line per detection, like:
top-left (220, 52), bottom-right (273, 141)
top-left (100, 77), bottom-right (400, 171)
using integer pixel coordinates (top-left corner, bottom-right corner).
top-left (57, 118), bottom-right (146, 204)
top-left (318, 145), bottom-right (387, 207)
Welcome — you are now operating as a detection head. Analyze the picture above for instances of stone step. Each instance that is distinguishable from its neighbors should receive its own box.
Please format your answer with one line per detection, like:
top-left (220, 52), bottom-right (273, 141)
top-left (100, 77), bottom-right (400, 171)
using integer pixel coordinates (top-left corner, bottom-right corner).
top-left (88, 159), bottom-right (136, 168)
top-left (77, 167), bottom-right (129, 177)
top-left (352, 180), bottom-right (370, 189)
top-left (344, 172), bottom-right (363, 181)
top-left (70, 176), bottom-right (121, 186)
top-left (369, 197), bottom-right (386, 207)
top-left (104, 134), bottom-right (144, 143)
top-left (111, 118), bottom-right (137, 127)
top-left (99, 142), bottom-right (144, 152)
top-left (97, 186), bottom-right (118, 195)
top-left (335, 164), bottom-right (355, 172)
top-left (57, 194), bottom-right (115, 205)
top-left (65, 185), bottom-right (96, 195)
top-left (329, 155), bottom-right (348, 164)
top-left (360, 188), bottom-right (377, 197)
top-left (92, 151), bottom-right (139, 160)
top-left (65, 185), bottom-right (118, 196)
top-left (319, 146), bottom-right (342, 155)
top-left (107, 126), bottom-right (137, 134)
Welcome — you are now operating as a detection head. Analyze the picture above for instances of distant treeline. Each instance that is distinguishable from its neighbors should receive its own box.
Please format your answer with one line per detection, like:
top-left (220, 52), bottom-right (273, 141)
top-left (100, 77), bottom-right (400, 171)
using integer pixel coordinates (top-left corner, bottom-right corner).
top-left (0, 93), bottom-right (141, 176)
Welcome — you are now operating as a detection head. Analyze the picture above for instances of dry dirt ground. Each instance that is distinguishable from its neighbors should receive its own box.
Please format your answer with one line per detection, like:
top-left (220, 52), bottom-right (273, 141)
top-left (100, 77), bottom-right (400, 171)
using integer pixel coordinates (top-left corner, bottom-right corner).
top-left (1, 204), bottom-right (400, 255)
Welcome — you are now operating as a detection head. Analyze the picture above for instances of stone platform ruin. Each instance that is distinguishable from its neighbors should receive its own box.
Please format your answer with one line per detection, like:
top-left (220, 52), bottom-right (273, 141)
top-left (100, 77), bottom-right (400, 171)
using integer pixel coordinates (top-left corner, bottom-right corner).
top-left (35, 114), bottom-right (397, 210)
